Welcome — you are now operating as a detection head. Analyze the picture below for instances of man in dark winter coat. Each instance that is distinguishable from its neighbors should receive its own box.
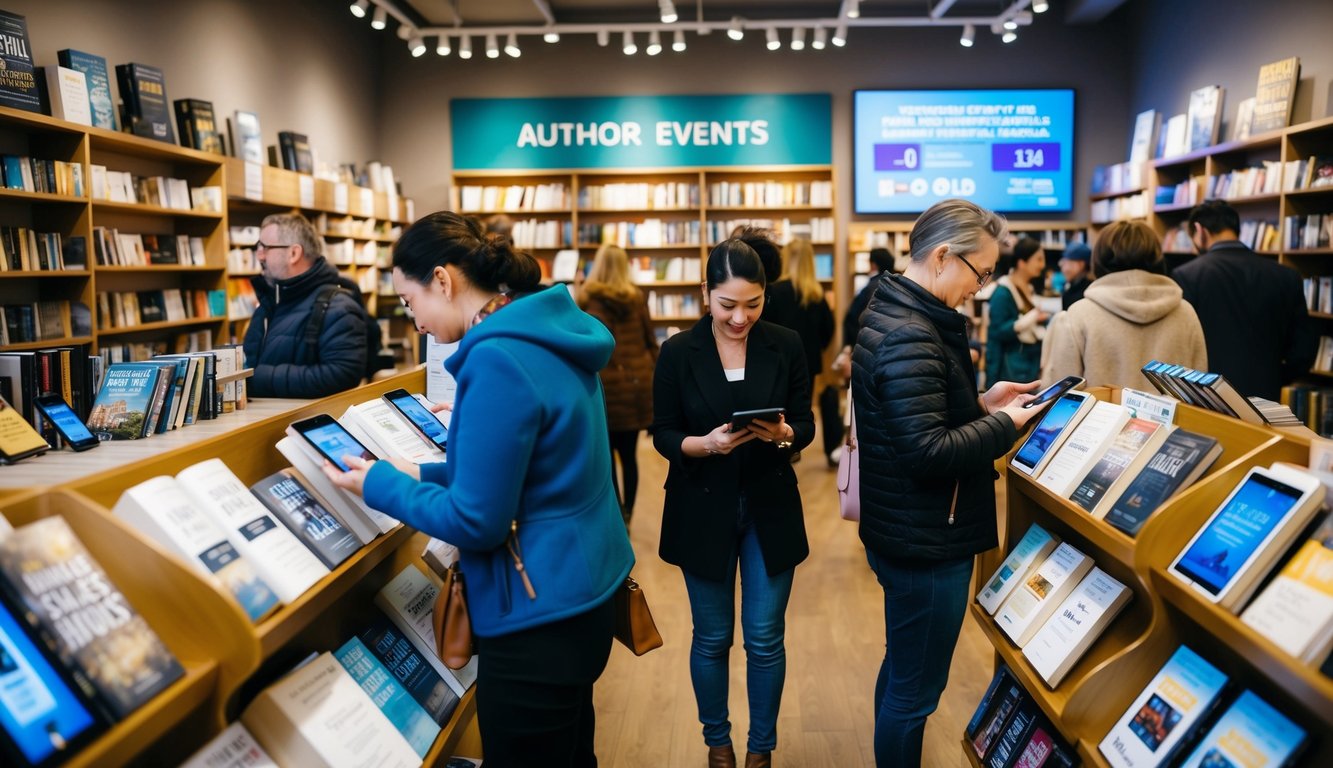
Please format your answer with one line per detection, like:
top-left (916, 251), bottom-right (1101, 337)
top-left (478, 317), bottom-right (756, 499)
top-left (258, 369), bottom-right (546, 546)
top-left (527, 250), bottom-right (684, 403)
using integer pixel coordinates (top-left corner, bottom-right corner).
top-left (242, 213), bottom-right (369, 398)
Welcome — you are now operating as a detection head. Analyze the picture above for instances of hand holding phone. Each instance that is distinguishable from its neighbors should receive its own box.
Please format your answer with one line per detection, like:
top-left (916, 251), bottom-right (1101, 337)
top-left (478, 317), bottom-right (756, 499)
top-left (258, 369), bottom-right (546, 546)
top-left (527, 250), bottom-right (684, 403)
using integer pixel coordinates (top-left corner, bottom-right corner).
top-left (289, 414), bottom-right (378, 472)
top-left (33, 395), bottom-right (100, 451)
top-left (1022, 376), bottom-right (1086, 411)
top-left (729, 407), bottom-right (785, 433)
top-left (381, 388), bottom-right (448, 451)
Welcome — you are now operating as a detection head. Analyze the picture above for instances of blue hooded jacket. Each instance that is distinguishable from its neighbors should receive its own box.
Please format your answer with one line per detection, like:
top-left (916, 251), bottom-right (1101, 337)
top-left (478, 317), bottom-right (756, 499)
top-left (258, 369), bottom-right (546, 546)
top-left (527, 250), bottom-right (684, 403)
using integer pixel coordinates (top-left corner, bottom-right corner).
top-left (362, 286), bottom-right (634, 636)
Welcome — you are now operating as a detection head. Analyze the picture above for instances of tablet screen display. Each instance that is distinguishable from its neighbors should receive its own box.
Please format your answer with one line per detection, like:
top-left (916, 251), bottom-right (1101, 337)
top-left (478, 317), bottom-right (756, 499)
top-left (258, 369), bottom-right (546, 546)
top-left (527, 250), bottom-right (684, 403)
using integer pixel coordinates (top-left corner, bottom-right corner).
top-left (1012, 393), bottom-right (1086, 473)
top-left (1173, 473), bottom-right (1303, 596)
top-left (0, 601), bottom-right (99, 764)
top-left (300, 421), bottom-right (375, 472)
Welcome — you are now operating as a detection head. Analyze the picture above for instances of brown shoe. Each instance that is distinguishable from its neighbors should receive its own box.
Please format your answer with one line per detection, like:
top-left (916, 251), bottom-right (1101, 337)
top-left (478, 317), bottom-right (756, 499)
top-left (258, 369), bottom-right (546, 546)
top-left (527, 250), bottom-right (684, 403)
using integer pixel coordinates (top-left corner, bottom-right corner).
top-left (744, 752), bottom-right (771, 768)
top-left (708, 744), bottom-right (737, 768)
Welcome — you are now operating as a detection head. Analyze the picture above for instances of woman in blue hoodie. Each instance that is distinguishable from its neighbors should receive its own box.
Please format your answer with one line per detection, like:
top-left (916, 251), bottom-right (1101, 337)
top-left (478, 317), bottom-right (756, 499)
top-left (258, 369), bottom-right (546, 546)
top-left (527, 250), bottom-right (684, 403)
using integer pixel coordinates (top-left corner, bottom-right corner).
top-left (324, 211), bottom-right (634, 768)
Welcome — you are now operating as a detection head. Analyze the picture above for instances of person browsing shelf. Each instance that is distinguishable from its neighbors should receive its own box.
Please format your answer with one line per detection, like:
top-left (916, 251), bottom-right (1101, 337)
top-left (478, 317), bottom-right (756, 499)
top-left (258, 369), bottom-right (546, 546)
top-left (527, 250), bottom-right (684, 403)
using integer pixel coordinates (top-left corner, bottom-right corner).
top-left (577, 243), bottom-right (660, 527)
top-left (984, 236), bottom-right (1050, 387)
top-left (1058, 241), bottom-right (1093, 309)
top-left (323, 212), bottom-right (633, 768)
top-left (851, 199), bottom-right (1042, 767)
top-left (652, 232), bottom-right (814, 768)
top-left (1042, 220), bottom-right (1206, 390)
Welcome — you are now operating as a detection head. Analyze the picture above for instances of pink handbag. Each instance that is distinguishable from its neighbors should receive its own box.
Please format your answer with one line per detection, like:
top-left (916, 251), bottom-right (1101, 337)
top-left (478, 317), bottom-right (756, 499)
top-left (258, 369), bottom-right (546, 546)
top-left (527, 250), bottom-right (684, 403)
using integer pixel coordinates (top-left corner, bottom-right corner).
top-left (837, 390), bottom-right (860, 521)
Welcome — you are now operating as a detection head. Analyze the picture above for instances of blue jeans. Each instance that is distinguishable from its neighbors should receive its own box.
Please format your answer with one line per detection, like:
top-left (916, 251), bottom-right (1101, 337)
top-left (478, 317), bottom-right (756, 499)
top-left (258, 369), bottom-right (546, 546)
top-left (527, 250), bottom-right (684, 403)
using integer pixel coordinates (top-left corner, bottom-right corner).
top-left (682, 524), bottom-right (795, 754)
top-left (865, 549), bottom-right (973, 768)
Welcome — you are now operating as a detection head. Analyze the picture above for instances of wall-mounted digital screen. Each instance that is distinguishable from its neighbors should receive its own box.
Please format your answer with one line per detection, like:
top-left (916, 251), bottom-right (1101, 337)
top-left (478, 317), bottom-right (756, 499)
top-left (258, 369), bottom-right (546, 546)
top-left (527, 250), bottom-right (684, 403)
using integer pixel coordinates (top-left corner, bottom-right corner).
top-left (853, 89), bottom-right (1074, 214)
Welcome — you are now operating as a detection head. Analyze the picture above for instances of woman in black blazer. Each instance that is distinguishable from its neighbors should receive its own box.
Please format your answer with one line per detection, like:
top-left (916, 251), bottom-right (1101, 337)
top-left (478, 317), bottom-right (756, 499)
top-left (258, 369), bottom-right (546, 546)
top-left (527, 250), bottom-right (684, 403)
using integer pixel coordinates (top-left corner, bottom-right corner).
top-left (652, 234), bottom-right (814, 768)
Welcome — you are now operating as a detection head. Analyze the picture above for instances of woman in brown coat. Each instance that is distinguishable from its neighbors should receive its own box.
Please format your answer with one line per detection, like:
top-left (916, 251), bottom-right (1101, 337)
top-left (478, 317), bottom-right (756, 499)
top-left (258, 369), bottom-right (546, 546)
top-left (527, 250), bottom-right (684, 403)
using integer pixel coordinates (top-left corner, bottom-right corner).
top-left (578, 243), bottom-right (660, 524)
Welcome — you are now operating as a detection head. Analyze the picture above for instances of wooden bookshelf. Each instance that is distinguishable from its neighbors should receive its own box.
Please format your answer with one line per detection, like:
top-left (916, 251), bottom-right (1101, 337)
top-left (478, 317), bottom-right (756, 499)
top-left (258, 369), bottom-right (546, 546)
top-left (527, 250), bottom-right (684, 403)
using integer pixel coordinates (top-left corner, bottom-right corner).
top-left (2, 369), bottom-right (478, 765)
top-left (967, 387), bottom-right (1333, 766)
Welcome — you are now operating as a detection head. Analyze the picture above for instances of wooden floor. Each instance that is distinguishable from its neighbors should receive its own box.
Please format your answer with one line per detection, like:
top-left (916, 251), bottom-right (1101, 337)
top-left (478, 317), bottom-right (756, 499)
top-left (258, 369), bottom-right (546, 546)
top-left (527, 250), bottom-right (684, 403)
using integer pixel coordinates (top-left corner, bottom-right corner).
top-left (593, 431), bottom-right (994, 767)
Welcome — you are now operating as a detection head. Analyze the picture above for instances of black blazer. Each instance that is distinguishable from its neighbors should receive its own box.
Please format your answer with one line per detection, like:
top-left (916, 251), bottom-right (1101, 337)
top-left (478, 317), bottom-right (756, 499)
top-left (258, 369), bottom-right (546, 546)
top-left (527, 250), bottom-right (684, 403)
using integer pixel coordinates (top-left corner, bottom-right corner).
top-left (652, 317), bottom-right (815, 580)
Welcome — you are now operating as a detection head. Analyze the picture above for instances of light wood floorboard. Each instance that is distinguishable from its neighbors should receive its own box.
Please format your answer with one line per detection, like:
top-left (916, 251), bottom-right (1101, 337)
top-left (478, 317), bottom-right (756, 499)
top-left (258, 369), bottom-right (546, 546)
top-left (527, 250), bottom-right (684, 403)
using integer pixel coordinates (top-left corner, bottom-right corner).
top-left (594, 429), bottom-right (995, 767)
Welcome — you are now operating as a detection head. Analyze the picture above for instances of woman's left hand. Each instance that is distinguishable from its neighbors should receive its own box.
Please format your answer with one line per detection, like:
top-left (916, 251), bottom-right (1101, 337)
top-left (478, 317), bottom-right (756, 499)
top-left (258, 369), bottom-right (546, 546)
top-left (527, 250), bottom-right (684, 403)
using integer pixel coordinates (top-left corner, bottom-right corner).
top-left (981, 380), bottom-right (1040, 413)
top-left (747, 415), bottom-right (794, 445)
top-left (322, 455), bottom-right (375, 497)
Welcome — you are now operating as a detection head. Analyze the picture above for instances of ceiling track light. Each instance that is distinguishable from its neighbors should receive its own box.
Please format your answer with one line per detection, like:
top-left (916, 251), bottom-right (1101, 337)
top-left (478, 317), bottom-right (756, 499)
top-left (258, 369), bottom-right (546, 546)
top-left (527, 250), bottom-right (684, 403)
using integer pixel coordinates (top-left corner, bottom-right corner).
top-left (765, 27), bottom-right (780, 51)
top-left (1003, 19), bottom-right (1018, 30)
top-left (659, 0), bottom-right (678, 24)
top-left (543, 28), bottom-right (560, 43)
top-left (832, 22), bottom-right (848, 47)
top-left (370, 6), bottom-right (387, 30)
top-left (790, 27), bottom-right (806, 50)
top-left (646, 29), bottom-right (662, 55)
top-left (812, 25), bottom-right (827, 49)
top-left (623, 30), bottom-right (637, 55)
top-left (1002, 29), bottom-right (1018, 43)
top-left (505, 32), bottom-right (521, 57)
top-left (349, 0), bottom-right (369, 19)
top-left (672, 29), bottom-right (686, 51)
top-left (485, 32), bottom-right (499, 58)
top-left (846, 0), bottom-right (861, 20)
top-left (960, 23), bottom-right (975, 47)
top-left (1033, 0), bottom-right (1050, 12)
top-left (436, 34), bottom-right (451, 55)
top-left (408, 33), bottom-right (426, 56)
top-left (458, 34), bottom-right (472, 59)
top-left (727, 16), bottom-right (744, 41)
top-left (597, 28), bottom-right (609, 47)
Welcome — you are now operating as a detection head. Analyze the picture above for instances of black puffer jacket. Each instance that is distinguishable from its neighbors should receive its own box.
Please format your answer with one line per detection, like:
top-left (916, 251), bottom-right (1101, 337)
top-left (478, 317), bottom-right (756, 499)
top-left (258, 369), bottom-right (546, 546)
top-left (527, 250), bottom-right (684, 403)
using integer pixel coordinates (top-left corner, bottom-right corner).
top-left (851, 274), bottom-right (1017, 563)
top-left (243, 257), bottom-right (368, 398)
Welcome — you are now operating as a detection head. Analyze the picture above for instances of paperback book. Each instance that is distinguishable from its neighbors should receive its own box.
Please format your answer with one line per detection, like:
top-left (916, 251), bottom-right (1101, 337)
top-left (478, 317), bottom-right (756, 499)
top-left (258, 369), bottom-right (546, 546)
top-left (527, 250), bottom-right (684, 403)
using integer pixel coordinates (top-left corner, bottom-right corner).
top-left (976, 524), bottom-right (1059, 615)
top-left (1104, 429), bottom-right (1221, 537)
top-left (1036, 401), bottom-right (1129, 498)
top-left (178, 721), bottom-right (277, 768)
top-left (1022, 567), bottom-right (1133, 688)
top-left (248, 469), bottom-right (361, 570)
top-left (86, 362), bottom-right (172, 440)
top-left (333, 636), bottom-right (441, 757)
top-left (1239, 509), bottom-right (1333, 663)
top-left (1069, 418), bottom-right (1170, 519)
top-left (1099, 645), bottom-right (1229, 768)
top-left (1251, 56), bottom-right (1300, 134)
top-left (1176, 690), bottom-right (1306, 768)
top-left (995, 542), bottom-right (1093, 648)
top-left (374, 563), bottom-right (478, 698)
top-left (0, 11), bottom-right (38, 113)
top-left (355, 612), bottom-right (460, 726)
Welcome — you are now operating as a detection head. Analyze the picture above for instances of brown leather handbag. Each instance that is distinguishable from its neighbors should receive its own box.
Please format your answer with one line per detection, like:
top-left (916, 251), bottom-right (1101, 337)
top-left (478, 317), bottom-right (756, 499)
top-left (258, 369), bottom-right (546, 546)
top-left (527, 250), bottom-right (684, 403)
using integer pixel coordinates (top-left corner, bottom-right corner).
top-left (433, 562), bottom-right (475, 670)
top-left (612, 576), bottom-right (663, 656)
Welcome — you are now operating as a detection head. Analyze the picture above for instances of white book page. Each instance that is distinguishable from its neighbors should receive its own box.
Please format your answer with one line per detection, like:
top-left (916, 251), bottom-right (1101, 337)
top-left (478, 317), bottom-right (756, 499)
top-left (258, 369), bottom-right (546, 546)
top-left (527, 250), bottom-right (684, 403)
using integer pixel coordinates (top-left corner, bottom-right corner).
top-left (350, 400), bottom-right (443, 464)
top-left (977, 525), bottom-right (1057, 614)
top-left (1037, 401), bottom-right (1126, 496)
top-left (1024, 567), bottom-right (1129, 684)
top-left (996, 543), bottom-right (1089, 644)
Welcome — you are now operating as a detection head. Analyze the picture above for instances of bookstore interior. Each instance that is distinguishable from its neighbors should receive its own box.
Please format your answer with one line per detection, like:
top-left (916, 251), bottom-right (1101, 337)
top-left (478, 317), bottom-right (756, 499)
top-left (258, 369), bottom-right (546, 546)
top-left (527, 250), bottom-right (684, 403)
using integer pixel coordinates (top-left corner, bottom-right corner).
top-left (0, 0), bottom-right (1332, 766)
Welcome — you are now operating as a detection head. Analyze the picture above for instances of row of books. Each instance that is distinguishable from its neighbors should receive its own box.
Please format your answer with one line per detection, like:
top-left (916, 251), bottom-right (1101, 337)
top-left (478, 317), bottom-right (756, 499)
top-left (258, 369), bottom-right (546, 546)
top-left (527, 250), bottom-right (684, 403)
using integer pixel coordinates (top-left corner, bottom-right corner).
top-left (577, 220), bottom-right (703, 248)
top-left (228, 246), bottom-right (260, 273)
top-left (96, 288), bottom-right (225, 329)
top-left (458, 182), bottom-right (569, 212)
top-left (510, 218), bottom-right (571, 250)
top-left (88, 351), bottom-right (246, 441)
top-left (316, 213), bottom-right (400, 241)
top-left (1161, 218), bottom-right (1281, 254)
top-left (1302, 276), bottom-right (1333, 314)
top-left (704, 216), bottom-right (835, 245)
top-left (91, 227), bottom-right (206, 267)
top-left (0, 154), bottom-right (83, 196)
top-left (706, 179), bottom-right (833, 208)
top-left (646, 290), bottom-right (701, 320)
top-left (1090, 160), bottom-right (1145, 196)
top-left (629, 255), bottom-right (702, 284)
top-left (0, 227), bottom-right (85, 271)
top-left (1154, 177), bottom-right (1204, 208)
top-left (230, 280), bottom-right (259, 320)
top-left (1281, 383), bottom-right (1333, 437)
top-left (578, 182), bottom-right (699, 210)
top-left (1008, 229), bottom-right (1087, 249)
top-left (966, 666), bottom-right (1075, 768)
top-left (88, 167), bottom-right (217, 212)
top-left (1090, 191), bottom-right (1150, 224)
top-left (1140, 361), bottom-right (1279, 426)
top-left (325, 238), bottom-right (383, 267)
top-left (0, 300), bottom-right (90, 346)
top-left (1285, 154), bottom-right (1333, 191)
top-left (0, 346), bottom-right (96, 450)
top-left (1282, 213), bottom-right (1333, 251)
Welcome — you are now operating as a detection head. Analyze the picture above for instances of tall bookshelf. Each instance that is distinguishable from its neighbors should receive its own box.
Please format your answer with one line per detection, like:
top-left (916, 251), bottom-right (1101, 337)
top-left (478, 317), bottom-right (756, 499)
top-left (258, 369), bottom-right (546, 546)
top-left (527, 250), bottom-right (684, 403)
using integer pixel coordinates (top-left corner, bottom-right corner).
top-left (452, 166), bottom-right (836, 336)
top-left (968, 387), bottom-right (1332, 766)
top-left (0, 370), bottom-right (480, 766)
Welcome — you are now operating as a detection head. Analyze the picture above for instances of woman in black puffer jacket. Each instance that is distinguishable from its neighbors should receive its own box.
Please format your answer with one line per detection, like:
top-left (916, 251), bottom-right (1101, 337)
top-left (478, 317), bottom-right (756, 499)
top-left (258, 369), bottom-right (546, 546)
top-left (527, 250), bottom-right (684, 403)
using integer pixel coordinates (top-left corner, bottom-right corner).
top-left (850, 199), bottom-right (1042, 767)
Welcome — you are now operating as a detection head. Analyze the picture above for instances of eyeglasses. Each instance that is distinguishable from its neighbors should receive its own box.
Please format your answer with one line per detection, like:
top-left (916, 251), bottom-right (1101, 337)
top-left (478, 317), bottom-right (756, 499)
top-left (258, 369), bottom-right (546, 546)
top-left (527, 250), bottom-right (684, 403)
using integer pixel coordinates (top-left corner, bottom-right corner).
top-left (955, 254), bottom-right (993, 287)
top-left (254, 241), bottom-right (294, 253)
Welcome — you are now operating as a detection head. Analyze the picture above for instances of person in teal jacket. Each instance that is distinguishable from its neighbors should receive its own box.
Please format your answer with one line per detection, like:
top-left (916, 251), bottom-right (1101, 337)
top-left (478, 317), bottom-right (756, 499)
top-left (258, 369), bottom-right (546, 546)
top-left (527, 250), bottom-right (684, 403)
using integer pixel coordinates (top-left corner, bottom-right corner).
top-left (324, 211), bottom-right (634, 768)
top-left (984, 237), bottom-right (1049, 387)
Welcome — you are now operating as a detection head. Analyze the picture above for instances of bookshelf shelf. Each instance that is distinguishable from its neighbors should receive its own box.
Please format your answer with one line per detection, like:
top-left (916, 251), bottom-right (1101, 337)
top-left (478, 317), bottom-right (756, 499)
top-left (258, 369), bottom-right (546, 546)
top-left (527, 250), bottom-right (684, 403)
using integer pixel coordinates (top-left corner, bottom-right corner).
top-left (98, 316), bottom-right (226, 335)
top-left (1284, 186), bottom-right (1333, 200)
top-left (0, 188), bottom-right (87, 204)
top-left (578, 206), bottom-right (696, 214)
top-left (96, 264), bottom-right (225, 274)
top-left (0, 268), bottom-right (92, 277)
top-left (706, 204), bottom-right (829, 212)
top-left (1, 334), bottom-right (94, 351)
top-left (639, 280), bottom-right (702, 288)
top-left (578, 242), bottom-right (702, 251)
top-left (650, 315), bottom-right (701, 323)
top-left (458, 208), bottom-right (572, 216)
top-left (91, 200), bottom-right (225, 219)
top-left (1088, 187), bottom-right (1145, 202)
top-left (1213, 192), bottom-right (1282, 205)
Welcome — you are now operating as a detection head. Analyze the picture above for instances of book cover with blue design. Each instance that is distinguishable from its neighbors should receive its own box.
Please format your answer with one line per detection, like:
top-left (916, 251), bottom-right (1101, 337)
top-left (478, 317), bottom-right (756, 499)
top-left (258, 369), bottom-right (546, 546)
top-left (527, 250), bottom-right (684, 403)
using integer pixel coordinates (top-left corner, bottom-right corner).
top-left (87, 362), bottom-right (167, 440)
top-left (357, 612), bottom-right (459, 726)
top-left (333, 636), bottom-right (441, 757)
top-left (0, 11), bottom-right (39, 113)
top-left (57, 49), bottom-right (117, 130)
top-left (1177, 690), bottom-right (1306, 768)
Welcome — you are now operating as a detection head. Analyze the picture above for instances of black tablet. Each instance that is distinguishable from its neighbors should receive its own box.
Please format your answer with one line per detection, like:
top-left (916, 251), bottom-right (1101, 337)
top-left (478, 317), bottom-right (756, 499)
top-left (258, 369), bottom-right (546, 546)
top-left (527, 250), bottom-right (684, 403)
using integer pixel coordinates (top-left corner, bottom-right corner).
top-left (729, 407), bottom-right (785, 433)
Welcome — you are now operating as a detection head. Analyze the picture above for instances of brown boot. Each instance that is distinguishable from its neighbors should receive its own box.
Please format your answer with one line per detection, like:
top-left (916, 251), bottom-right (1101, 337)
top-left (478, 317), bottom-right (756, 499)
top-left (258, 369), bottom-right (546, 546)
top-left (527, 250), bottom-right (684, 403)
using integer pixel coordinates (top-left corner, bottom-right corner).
top-left (708, 744), bottom-right (737, 768)
top-left (744, 752), bottom-right (771, 768)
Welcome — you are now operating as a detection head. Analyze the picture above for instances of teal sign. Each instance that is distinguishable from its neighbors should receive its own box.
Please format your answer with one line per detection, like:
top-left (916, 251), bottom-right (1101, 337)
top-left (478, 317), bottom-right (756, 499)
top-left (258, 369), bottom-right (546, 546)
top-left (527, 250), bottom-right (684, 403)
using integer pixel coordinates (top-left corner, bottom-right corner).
top-left (451, 93), bottom-right (831, 170)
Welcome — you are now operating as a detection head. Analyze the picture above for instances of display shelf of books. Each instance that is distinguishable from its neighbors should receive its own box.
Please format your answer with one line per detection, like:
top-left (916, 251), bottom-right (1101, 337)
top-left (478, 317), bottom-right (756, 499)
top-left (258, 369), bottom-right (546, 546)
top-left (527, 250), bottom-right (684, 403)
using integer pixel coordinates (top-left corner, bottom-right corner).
top-left (968, 386), bottom-right (1333, 768)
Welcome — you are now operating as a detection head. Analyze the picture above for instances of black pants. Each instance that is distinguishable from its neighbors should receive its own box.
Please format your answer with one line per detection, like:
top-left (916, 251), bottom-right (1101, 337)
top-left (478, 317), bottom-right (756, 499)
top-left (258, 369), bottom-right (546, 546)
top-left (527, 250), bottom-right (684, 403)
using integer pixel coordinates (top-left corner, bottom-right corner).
top-left (819, 384), bottom-right (844, 458)
top-left (475, 597), bottom-right (616, 767)
top-left (608, 429), bottom-right (640, 515)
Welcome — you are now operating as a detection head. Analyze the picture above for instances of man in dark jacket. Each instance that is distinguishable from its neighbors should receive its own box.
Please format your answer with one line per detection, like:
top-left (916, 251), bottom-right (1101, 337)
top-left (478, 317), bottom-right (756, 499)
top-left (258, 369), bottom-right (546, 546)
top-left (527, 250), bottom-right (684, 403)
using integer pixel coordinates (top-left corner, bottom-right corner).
top-left (1172, 200), bottom-right (1316, 399)
top-left (1058, 241), bottom-right (1092, 309)
top-left (242, 213), bottom-right (369, 398)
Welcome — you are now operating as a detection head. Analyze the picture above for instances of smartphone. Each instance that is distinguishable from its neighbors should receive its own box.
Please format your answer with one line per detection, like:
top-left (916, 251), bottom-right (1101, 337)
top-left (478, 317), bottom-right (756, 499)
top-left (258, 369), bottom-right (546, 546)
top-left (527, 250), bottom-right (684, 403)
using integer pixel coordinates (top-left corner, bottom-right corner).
top-left (32, 395), bottom-right (100, 452)
top-left (289, 414), bottom-right (378, 472)
top-left (729, 407), bottom-right (785, 433)
top-left (1010, 391), bottom-right (1095, 477)
top-left (382, 388), bottom-right (448, 451)
top-left (1021, 375), bottom-right (1086, 411)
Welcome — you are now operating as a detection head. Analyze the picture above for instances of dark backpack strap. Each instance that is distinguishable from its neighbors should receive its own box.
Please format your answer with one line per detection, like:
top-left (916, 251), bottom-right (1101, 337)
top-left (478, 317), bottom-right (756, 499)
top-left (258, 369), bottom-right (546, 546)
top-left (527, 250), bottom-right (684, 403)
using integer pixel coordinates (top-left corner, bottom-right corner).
top-left (302, 284), bottom-right (350, 362)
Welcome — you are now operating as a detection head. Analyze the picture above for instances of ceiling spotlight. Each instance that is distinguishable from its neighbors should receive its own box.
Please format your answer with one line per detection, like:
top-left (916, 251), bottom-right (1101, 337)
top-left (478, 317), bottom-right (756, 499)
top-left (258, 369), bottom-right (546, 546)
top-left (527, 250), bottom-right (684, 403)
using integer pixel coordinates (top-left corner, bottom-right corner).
top-left (408, 34), bottom-right (426, 57)
top-left (370, 6), bottom-right (387, 29)
top-left (673, 29), bottom-right (686, 51)
top-left (791, 26), bottom-right (806, 50)
top-left (623, 30), bottom-right (637, 55)
top-left (459, 35), bottom-right (472, 58)
top-left (1002, 29), bottom-right (1018, 43)
top-left (765, 27), bottom-right (780, 51)
top-left (544, 28), bottom-right (560, 43)
top-left (646, 30), bottom-right (662, 55)
top-left (960, 24), bottom-right (975, 47)
top-left (1033, 0), bottom-right (1050, 11)
top-left (1004, 18), bottom-right (1018, 30)
top-left (659, 0), bottom-right (678, 24)
top-left (436, 35), bottom-right (451, 55)
top-left (349, 0), bottom-right (369, 19)
top-left (597, 28), bottom-right (609, 46)
top-left (485, 33), bottom-right (499, 58)
top-left (812, 26), bottom-right (827, 49)
top-left (727, 16), bottom-right (744, 41)
top-left (846, 0), bottom-right (861, 19)
top-left (505, 32), bottom-right (521, 57)
top-left (832, 22), bottom-right (848, 47)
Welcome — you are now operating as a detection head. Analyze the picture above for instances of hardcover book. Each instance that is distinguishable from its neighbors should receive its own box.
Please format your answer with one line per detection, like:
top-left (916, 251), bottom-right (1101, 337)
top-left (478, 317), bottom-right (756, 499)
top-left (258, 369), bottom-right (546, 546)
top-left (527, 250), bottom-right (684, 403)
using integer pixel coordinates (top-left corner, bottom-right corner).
top-left (1010, 721), bottom-right (1076, 768)
top-left (1036, 401), bottom-right (1129, 498)
top-left (1098, 645), bottom-right (1229, 768)
top-left (333, 637), bottom-right (441, 757)
top-left (230, 111), bottom-right (264, 165)
top-left (355, 612), bottom-right (459, 726)
top-left (1104, 429), bottom-right (1221, 537)
top-left (56, 49), bottom-right (116, 130)
top-left (277, 131), bottom-right (313, 174)
top-left (43, 66), bottom-right (91, 126)
top-left (1022, 567), bottom-right (1133, 688)
top-left (240, 652), bottom-right (419, 768)
top-left (0, 11), bottom-right (38, 113)
top-left (985, 697), bottom-right (1040, 768)
top-left (174, 99), bottom-right (223, 154)
top-left (86, 362), bottom-right (170, 440)
top-left (1128, 109), bottom-right (1160, 164)
top-left (1186, 86), bottom-right (1224, 152)
top-left (111, 474), bottom-right (280, 624)
top-left (994, 542), bottom-right (1093, 648)
top-left (1162, 114), bottom-right (1188, 158)
top-left (965, 666), bottom-right (1015, 742)
top-left (971, 676), bottom-right (1023, 759)
top-left (976, 524), bottom-right (1059, 615)
top-left (273, 436), bottom-right (382, 545)
top-left (0, 516), bottom-right (184, 720)
top-left (114, 63), bottom-right (175, 144)
top-left (178, 721), bottom-right (277, 768)
top-left (1239, 510), bottom-right (1333, 663)
top-left (249, 469), bottom-right (361, 570)
top-left (1176, 690), bottom-right (1306, 768)
top-left (374, 563), bottom-right (477, 698)
top-left (1251, 57), bottom-right (1300, 134)
top-left (1069, 418), bottom-right (1170, 519)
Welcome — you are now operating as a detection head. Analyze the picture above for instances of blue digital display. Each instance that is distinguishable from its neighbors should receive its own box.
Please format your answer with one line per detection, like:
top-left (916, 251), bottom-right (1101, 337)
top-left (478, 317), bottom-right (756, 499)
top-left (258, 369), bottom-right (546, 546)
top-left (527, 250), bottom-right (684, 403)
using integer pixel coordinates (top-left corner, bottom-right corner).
top-left (0, 601), bottom-right (98, 763)
top-left (854, 89), bottom-right (1075, 213)
top-left (1175, 474), bottom-right (1301, 595)
top-left (1013, 393), bottom-right (1085, 472)
top-left (387, 394), bottom-right (448, 449)
top-left (302, 422), bottom-right (375, 472)
top-left (41, 401), bottom-right (94, 443)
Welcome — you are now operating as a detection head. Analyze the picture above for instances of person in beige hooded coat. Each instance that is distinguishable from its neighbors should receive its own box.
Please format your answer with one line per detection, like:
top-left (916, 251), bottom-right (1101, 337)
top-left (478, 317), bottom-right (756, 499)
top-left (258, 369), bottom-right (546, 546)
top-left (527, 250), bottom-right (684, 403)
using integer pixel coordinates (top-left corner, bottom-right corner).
top-left (1041, 220), bottom-right (1207, 390)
